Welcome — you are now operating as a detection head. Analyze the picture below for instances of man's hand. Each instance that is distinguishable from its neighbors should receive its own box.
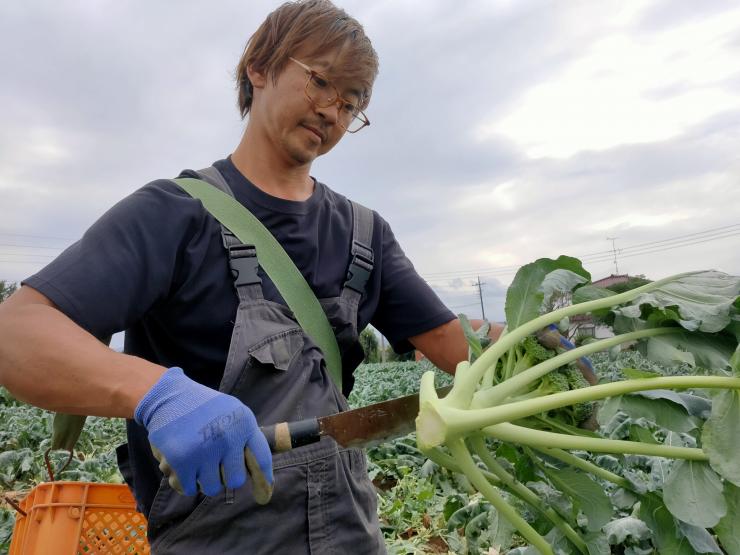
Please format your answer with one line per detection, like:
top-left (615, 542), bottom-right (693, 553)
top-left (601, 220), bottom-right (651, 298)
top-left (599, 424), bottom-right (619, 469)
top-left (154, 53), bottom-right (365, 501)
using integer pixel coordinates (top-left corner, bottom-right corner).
top-left (135, 367), bottom-right (273, 501)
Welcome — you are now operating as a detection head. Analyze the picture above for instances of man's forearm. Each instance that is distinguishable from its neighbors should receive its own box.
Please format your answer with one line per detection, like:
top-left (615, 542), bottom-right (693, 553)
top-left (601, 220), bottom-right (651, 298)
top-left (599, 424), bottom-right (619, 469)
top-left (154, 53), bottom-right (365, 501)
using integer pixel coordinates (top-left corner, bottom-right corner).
top-left (0, 289), bottom-right (164, 418)
top-left (410, 318), bottom-right (504, 374)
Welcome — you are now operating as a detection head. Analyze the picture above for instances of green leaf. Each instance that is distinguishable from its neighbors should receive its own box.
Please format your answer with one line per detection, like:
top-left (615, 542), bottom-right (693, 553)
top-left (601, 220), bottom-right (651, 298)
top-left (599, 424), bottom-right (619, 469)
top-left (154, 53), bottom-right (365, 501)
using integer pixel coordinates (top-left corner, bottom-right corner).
top-left (583, 531), bottom-right (610, 555)
top-left (675, 520), bottom-right (722, 554)
top-left (572, 285), bottom-right (616, 318)
top-left (505, 256), bottom-right (590, 329)
top-left (638, 493), bottom-right (698, 555)
top-left (541, 269), bottom-right (588, 308)
top-left (542, 466), bottom-right (613, 531)
top-left (459, 313), bottom-right (482, 360)
top-left (702, 389), bottom-right (740, 486)
top-left (663, 460), bottom-right (726, 528)
top-left (731, 344), bottom-right (740, 376)
top-left (715, 482), bottom-right (740, 555)
top-left (641, 331), bottom-right (737, 373)
top-left (602, 516), bottom-right (651, 545)
top-left (613, 271), bottom-right (740, 333)
top-left (635, 390), bottom-right (712, 419)
top-left (598, 394), bottom-right (698, 433)
top-left (629, 424), bottom-right (658, 444)
top-left (622, 367), bottom-right (661, 379)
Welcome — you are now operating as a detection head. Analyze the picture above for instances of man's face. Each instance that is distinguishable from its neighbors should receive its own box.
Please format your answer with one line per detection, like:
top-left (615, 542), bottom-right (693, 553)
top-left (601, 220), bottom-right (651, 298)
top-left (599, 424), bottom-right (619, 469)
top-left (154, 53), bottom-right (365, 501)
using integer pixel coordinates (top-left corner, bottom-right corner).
top-left (250, 46), bottom-right (365, 166)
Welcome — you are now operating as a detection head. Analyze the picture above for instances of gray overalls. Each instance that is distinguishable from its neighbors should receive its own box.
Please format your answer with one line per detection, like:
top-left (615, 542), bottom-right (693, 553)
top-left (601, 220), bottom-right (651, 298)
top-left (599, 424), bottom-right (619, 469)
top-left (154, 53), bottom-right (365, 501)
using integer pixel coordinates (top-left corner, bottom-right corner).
top-left (145, 167), bottom-right (385, 554)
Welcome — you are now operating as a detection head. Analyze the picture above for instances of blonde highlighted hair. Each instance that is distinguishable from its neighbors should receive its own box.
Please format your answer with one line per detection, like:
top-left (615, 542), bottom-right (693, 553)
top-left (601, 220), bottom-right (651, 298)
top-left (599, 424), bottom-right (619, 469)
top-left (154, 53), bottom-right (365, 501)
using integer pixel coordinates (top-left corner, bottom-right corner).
top-left (236, 0), bottom-right (379, 118)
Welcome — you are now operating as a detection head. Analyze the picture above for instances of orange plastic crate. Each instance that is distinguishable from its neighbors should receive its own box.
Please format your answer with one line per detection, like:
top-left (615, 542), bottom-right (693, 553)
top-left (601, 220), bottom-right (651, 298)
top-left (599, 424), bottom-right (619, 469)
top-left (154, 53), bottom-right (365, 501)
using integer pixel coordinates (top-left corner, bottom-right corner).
top-left (9, 482), bottom-right (150, 554)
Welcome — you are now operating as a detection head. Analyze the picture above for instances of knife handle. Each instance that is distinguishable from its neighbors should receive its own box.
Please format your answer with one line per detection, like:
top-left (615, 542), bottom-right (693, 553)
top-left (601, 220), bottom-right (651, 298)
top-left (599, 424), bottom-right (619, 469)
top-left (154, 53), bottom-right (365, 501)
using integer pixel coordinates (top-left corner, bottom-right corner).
top-left (260, 418), bottom-right (320, 453)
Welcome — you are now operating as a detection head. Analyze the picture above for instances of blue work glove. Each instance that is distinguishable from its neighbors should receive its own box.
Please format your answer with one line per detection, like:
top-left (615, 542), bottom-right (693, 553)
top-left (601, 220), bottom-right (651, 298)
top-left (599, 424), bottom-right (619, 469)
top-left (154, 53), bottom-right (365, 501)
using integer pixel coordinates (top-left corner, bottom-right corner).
top-left (135, 367), bottom-right (273, 501)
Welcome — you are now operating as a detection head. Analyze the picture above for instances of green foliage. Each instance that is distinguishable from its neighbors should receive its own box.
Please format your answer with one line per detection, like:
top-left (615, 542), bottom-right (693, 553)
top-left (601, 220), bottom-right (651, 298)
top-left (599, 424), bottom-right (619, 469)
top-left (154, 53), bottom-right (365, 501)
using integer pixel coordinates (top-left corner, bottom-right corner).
top-left (359, 327), bottom-right (380, 363)
top-left (0, 387), bottom-right (127, 552)
top-left (0, 281), bottom-right (17, 303)
top-left (416, 257), bottom-right (740, 554)
top-left (605, 275), bottom-right (651, 295)
top-left (384, 348), bottom-right (415, 363)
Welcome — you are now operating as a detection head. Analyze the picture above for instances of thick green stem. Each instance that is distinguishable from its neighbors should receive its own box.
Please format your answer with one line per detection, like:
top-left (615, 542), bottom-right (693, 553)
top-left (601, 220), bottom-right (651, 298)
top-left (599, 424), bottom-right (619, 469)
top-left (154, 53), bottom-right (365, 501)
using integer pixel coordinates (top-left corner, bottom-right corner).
top-left (470, 437), bottom-right (589, 554)
top-left (447, 438), bottom-right (554, 555)
top-left (420, 445), bottom-right (501, 483)
top-left (446, 272), bottom-right (697, 407)
top-left (472, 327), bottom-right (679, 408)
top-left (534, 447), bottom-right (631, 489)
top-left (425, 376), bottom-right (740, 444)
top-left (482, 328), bottom-right (507, 388)
top-left (484, 423), bottom-right (706, 459)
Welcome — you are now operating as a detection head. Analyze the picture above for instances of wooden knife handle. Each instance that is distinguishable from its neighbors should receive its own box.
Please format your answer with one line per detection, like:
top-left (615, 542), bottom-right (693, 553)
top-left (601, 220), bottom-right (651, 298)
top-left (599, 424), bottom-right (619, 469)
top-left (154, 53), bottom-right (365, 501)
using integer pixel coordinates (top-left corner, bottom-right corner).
top-left (260, 418), bottom-right (321, 453)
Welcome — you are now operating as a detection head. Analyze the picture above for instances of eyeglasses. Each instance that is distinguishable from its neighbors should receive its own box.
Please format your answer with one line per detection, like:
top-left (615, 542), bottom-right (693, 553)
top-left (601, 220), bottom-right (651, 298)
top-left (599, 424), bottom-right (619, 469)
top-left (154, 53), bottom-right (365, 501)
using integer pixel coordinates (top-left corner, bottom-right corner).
top-left (289, 57), bottom-right (370, 133)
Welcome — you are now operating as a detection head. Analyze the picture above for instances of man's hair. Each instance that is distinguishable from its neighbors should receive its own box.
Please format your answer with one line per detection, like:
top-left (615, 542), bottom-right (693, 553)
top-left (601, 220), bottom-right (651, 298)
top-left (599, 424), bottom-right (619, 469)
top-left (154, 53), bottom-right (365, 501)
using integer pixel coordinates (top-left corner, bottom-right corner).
top-left (236, 0), bottom-right (379, 118)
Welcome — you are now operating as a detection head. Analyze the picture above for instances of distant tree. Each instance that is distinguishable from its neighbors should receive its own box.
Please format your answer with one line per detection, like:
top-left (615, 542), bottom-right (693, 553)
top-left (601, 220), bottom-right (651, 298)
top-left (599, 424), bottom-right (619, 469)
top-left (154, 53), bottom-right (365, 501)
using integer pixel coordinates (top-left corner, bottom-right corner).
top-left (384, 347), bottom-right (414, 363)
top-left (359, 327), bottom-right (380, 363)
top-left (0, 280), bottom-right (18, 303)
top-left (606, 275), bottom-right (651, 294)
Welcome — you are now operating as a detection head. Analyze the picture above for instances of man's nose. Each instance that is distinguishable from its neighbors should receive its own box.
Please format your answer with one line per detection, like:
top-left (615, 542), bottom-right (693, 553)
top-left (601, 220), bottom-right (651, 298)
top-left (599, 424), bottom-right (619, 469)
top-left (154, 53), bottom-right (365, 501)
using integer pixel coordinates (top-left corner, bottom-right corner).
top-left (313, 100), bottom-right (340, 124)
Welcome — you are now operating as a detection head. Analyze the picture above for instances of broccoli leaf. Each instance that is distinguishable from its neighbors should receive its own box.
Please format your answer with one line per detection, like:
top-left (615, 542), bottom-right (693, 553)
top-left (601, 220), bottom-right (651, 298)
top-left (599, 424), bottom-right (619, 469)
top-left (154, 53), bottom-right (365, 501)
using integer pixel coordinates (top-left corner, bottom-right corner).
top-left (663, 460), bottom-right (726, 528)
top-left (540, 269), bottom-right (588, 309)
top-left (641, 332), bottom-right (736, 372)
top-left (505, 256), bottom-right (590, 329)
top-left (598, 394), bottom-right (699, 433)
top-left (541, 466), bottom-right (613, 532)
top-left (602, 516), bottom-right (651, 545)
top-left (612, 271), bottom-right (740, 333)
top-left (714, 482), bottom-right (740, 555)
top-left (702, 389), bottom-right (740, 486)
top-left (638, 493), bottom-right (698, 555)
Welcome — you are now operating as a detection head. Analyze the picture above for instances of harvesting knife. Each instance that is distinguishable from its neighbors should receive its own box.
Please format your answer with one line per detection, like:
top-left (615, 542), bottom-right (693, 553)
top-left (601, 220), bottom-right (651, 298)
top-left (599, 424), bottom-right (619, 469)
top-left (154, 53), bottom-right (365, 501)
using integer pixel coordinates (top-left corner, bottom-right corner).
top-left (260, 385), bottom-right (453, 453)
top-left (152, 385), bottom-right (452, 501)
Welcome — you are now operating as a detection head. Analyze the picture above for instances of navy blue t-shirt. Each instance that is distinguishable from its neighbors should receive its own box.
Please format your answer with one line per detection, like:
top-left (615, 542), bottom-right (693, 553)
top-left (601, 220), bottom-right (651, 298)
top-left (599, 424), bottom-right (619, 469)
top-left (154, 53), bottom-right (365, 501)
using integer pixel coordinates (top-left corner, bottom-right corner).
top-left (25, 157), bottom-right (454, 388)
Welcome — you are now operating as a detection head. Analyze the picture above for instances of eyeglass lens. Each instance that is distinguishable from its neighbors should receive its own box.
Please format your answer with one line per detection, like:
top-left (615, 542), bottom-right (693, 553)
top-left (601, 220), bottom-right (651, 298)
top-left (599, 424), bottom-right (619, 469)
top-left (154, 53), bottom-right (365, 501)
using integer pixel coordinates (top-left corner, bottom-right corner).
top-left (306, 74), bottom-right (365, 132)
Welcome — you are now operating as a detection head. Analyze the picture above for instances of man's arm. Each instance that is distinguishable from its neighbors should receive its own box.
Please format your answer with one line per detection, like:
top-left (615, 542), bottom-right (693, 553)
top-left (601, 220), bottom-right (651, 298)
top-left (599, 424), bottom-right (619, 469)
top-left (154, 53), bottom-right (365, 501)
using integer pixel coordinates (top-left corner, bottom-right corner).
top-left (0, 285), bottom-right (165, 417)
top-left (409, 318), bottom-right (504, 374)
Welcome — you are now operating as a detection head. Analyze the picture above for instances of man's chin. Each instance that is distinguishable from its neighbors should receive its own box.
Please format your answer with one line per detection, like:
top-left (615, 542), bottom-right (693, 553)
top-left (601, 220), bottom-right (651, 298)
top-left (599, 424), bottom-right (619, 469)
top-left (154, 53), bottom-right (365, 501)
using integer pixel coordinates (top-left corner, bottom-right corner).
top-left (286, 142), bottom-right (321, 165)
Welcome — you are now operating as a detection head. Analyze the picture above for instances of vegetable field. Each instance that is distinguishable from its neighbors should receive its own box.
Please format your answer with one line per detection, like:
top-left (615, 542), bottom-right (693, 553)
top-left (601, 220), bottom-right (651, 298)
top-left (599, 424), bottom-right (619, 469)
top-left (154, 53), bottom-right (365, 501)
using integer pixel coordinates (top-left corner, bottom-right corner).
top-left (1, 353), bottom-right (737, 553)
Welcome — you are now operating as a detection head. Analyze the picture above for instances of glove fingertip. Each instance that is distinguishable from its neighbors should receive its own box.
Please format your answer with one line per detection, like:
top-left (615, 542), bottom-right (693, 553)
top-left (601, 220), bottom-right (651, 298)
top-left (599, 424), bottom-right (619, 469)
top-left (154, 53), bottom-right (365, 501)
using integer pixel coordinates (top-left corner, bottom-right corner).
top-left (248, 433), bottom-right (274, 483)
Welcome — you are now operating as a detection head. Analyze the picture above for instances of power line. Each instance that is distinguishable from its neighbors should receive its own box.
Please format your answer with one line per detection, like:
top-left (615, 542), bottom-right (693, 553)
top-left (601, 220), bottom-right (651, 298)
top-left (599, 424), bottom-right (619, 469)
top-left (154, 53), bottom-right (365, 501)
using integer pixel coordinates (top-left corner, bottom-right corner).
top-left (421, 224), bottom-right (740, 283)
top-left (0, 243), bottom-right (66, 251)
top-left (419, 223), bottom-right (740, 279)
top-left (0, 231), bottom-right (75, 242)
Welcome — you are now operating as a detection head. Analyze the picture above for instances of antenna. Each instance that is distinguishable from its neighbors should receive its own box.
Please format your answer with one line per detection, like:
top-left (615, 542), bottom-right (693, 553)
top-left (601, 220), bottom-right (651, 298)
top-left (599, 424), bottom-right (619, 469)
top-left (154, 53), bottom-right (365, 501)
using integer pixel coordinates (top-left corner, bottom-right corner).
top-left (606, 237), bottom-right (620, 274)
top-left (473, 276), bottom-right (486, 320)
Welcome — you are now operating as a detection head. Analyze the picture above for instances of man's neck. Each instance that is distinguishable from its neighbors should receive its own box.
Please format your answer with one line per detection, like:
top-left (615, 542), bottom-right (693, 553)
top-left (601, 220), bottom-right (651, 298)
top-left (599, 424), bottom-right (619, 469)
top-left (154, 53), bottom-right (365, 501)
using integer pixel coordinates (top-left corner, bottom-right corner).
top-left (231, 129), bottom-right (314, 202)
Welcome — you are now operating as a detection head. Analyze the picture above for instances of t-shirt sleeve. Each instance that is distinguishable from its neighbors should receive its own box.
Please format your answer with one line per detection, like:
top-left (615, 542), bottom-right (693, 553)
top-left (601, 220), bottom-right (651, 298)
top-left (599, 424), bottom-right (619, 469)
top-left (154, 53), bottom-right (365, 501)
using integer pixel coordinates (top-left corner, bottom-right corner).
top-left (23, 180), bottom-right (209, 340)
top-left (370, 216), bottom-right (455, 353)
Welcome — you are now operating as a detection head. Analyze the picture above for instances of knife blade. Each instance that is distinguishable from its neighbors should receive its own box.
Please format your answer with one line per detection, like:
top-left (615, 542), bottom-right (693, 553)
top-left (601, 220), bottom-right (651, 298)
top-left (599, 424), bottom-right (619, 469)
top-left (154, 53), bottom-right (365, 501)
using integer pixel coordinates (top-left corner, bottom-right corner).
top-left (261, 385), bottom-right (452, 452)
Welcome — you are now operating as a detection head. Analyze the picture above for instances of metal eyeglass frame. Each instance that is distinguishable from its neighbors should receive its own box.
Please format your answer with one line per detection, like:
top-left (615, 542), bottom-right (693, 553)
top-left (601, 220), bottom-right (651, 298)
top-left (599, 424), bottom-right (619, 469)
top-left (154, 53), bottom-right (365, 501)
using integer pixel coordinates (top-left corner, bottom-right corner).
top-left (289, 57), bottom-right (370, 133)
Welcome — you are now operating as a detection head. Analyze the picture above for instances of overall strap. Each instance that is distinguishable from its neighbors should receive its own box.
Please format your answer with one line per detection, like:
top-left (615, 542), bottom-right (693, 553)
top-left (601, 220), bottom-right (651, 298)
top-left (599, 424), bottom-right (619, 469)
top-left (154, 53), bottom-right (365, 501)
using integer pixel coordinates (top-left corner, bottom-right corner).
top-left (341, 201), bottom-right (375, 307)
top-left (194, 167), bottom-right (264, 301)
top-left (172, 170), bottom-right (344, 391)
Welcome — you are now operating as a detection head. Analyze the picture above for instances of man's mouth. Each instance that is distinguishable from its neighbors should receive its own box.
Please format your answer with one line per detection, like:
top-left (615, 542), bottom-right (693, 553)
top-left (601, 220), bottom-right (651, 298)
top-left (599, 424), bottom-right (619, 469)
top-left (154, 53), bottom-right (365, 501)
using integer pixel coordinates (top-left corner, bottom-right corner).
top-left (301, 124), bottom-right (325, 143)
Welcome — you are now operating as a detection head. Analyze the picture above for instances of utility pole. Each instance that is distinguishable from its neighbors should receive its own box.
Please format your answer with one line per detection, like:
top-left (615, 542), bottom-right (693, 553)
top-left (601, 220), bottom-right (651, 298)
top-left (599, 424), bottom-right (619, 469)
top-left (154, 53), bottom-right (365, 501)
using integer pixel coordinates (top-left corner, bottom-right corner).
top-left (473, 276), bottom-right (486, 320)
top-left (606, 237), bottom-right (620, 275)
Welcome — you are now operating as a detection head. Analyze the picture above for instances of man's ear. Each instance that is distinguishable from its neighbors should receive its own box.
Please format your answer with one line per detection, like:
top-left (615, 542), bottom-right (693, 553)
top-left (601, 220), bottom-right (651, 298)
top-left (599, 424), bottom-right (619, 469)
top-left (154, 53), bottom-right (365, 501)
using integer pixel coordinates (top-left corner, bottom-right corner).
top-left (247, 64), bottom-right (267, 89)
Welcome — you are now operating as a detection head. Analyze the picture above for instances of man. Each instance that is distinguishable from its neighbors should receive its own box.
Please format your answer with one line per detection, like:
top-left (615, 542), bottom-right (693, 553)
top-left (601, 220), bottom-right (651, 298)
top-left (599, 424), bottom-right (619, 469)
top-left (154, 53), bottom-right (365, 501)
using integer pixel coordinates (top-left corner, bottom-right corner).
top-left (0, 1), bottom-right (500, 553)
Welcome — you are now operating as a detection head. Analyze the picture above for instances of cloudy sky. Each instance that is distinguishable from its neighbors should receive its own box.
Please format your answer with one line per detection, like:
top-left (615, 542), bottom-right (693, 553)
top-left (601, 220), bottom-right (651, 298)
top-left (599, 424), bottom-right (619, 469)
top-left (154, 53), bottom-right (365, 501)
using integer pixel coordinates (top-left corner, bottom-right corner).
top-left (2, 0), bottom-right (739, 339)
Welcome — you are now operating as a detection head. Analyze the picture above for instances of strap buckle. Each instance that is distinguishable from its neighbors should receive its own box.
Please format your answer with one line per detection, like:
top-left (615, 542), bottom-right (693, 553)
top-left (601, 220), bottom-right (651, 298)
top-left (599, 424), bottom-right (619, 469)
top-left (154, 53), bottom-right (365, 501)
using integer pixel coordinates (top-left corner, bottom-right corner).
top-left (228, 245), bottom-right (261, 287)
top-left (344, 241), bottom-right (374, 293)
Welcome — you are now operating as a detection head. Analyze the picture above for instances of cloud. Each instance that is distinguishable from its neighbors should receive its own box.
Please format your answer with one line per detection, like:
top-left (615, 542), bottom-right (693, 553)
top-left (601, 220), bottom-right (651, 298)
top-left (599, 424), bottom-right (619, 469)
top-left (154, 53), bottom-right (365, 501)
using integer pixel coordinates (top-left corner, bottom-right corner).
top-left (1, 0), bottom-right (738, 325)
top-left (477, 6), bottom-right (740, 159)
